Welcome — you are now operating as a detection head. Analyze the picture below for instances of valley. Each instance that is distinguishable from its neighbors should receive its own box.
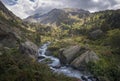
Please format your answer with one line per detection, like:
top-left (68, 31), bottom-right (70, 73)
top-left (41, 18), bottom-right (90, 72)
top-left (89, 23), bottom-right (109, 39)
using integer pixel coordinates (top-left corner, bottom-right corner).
top-left (0, 0), bottom-right (120, 81)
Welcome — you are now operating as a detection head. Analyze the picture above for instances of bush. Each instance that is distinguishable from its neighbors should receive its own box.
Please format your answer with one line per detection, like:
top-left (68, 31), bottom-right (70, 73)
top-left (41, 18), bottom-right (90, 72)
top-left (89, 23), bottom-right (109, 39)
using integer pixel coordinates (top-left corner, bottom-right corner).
top-left (107, 29), bottom-right (120, 53)
top-left (87, 59), bottom-right (120, 81)
top-left (0, 48), bottom-right (77, 81)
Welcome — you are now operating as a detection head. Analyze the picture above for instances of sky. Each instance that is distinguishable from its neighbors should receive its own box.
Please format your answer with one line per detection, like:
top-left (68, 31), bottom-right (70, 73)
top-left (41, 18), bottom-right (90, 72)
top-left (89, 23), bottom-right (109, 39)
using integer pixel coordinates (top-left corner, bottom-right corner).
top-left (1, 0), bottom-right (120, 19)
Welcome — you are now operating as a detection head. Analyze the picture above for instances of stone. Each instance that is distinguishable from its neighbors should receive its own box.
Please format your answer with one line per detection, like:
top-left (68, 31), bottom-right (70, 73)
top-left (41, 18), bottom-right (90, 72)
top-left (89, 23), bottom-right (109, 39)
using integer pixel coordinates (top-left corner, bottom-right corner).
top-left (90, 29), bottom-right (103, 39)
top-left (52, 64), bottom-right (61, 69)
top-left (70, 50), bottom-right (99, 70)
top-left (19, 41), bottom-right (38, 59)
top-left (38, 56), bottom-right (45, 60)
top-left (81, 76), bottom-right (87, 81)
top-left (0, 52), bottom-right (2, 55)
top-left (59, 45), bottom-right (81, 64)
top-left (0, 33), bottom-right (18, 47)
top-left (45, 50), bottom-right (52, 56)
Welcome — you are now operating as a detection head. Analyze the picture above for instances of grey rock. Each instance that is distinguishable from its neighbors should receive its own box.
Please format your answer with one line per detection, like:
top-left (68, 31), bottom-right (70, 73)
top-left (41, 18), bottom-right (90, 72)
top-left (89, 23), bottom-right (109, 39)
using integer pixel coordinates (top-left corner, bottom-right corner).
top-left (52, 64), bottom-right (61, 69)
top-left (19, 41), bottom-right (38, 59)
top-left (38, 56), bottom-right (45, 60)
top-left (45, 50), bottom-right (52, 56)
top-left (90, 29), bottom-right (103, 39)
top-left (70, 50), bottom-right (99, 70)
top-left (0, 32), bottom-right (18, 48)
top-left (59, 45), bottom-right (81, 64)
top-left (0, 52), bottom-right (2, 55)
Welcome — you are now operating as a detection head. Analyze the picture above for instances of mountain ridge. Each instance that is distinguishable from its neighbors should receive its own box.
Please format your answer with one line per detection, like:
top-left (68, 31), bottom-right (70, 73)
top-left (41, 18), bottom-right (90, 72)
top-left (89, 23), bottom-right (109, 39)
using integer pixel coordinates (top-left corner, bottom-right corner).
top-left (24, 8), bottom-right (90, 26)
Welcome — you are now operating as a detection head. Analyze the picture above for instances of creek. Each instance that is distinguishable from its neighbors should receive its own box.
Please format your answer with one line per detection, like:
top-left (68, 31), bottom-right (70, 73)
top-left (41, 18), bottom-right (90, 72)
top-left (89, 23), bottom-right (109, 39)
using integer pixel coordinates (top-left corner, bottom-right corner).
top-left (38, 42), bottom-right (94, 81)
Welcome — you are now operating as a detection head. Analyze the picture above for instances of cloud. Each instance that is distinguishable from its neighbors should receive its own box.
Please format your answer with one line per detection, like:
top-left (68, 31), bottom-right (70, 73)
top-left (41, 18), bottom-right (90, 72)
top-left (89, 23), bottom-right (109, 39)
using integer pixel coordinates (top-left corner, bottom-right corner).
top-left (2, 0), bottom-right (37, 18)
top-left (1, 0), bottom-right (68, 19)
top-left (1, 0), bottom-right (120, 19)
top-left (64, 0), bottom-right (118, 11)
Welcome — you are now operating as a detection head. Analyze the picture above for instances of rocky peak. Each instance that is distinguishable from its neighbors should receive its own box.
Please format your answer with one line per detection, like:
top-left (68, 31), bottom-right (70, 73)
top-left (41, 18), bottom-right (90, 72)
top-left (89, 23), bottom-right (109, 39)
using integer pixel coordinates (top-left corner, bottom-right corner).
top-left (24, 8), bottom-right (90, 26)
top-left (40, 8), bottom-right (68, 19)
top-left (48, 8), bottom-right (66, 14)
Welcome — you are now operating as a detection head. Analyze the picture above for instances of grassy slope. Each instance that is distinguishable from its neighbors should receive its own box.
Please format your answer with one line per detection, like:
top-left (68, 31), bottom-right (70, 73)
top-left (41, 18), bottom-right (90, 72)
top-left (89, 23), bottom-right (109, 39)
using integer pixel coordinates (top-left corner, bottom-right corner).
top-left (0, 48), bottom-right (77, 81)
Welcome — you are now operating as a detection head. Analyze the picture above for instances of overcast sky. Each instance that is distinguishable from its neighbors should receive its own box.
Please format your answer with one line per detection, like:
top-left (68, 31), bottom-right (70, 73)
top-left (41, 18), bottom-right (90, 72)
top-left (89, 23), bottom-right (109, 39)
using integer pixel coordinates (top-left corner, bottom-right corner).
top-left (1, 0), bottom-right (120, 19)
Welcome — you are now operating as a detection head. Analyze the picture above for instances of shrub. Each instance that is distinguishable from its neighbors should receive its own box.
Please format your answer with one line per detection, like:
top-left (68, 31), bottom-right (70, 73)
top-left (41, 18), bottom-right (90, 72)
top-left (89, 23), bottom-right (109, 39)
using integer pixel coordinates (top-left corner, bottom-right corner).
top-left (107, 29), bottom-right (120, 53)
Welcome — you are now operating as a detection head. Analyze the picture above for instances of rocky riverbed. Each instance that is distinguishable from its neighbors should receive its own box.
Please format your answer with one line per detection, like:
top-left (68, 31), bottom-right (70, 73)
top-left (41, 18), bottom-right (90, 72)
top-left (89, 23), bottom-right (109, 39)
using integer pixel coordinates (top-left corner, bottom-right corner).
top-left (38, 42), bottom-right (99, 81)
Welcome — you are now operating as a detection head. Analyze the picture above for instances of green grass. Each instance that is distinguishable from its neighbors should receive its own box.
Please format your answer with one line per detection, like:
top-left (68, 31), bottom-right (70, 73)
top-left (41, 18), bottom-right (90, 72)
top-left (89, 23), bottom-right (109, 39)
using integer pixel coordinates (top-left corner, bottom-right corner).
top-left (0, 48), bottom-right (77, 81)
top-left (46, 34), bottom-right (120, 81)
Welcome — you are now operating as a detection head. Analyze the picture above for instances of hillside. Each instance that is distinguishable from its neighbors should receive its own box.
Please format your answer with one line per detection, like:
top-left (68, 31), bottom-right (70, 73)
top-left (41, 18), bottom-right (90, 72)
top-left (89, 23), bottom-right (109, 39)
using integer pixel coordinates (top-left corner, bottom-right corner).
top-left (0, 1), bottom-right (77, 81)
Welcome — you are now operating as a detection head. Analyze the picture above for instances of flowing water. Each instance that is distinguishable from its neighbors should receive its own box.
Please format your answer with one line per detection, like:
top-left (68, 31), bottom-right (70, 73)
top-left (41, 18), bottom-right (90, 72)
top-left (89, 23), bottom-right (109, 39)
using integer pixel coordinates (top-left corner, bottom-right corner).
top-left (38, 42), bottom-right (93, 81)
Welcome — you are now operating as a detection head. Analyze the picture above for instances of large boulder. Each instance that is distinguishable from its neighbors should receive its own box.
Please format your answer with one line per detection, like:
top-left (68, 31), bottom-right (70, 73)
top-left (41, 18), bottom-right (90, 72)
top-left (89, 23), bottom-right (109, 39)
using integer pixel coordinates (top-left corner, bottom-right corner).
top-left (0, 33), bottom-right (20, 47)
top-left (70, 50), bottom-right (99, 70)
top-left (19, 41), bottom-right (38, 59)
top-left (89, 29), bottom-right (103, 39)
top-left (0, 26), bottom-right (21, 48)
top-left (59, 45), bottom-right (81, 64)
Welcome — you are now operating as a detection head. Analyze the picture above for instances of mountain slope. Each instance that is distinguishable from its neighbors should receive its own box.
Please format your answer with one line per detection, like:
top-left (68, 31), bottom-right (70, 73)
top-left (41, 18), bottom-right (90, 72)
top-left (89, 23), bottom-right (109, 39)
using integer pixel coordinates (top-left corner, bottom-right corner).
top-left (63, 8), bottom-right (90, 18)
top-left (24, 8), bottom-right (90, 26)
top-left (0, 1), bottom-right (22, 48)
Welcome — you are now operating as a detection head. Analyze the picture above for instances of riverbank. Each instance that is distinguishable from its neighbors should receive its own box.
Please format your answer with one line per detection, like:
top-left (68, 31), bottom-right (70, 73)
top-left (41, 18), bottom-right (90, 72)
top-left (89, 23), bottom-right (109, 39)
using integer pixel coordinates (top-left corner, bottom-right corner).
top-left (38, 42), bottom-right (99, 81)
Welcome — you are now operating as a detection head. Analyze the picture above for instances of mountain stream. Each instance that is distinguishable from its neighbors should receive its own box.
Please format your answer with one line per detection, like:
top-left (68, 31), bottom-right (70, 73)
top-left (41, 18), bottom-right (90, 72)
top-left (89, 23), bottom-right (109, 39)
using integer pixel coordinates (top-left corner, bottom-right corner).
top-left (38, 42), bottom-right (96, 81)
